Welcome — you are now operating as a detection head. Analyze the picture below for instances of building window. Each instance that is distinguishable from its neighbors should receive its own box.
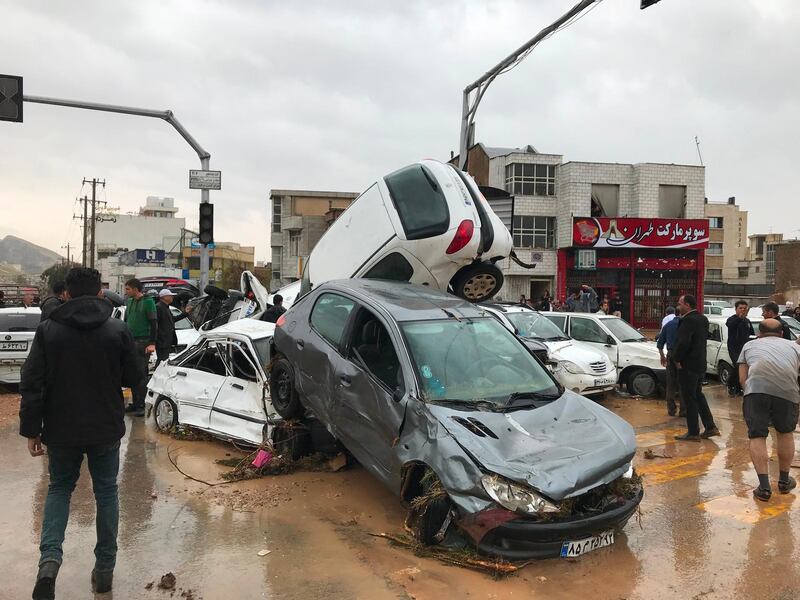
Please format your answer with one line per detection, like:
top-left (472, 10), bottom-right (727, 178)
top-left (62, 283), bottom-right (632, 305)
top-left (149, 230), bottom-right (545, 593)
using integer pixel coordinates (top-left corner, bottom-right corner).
top-left (766, 245), bottom-right (776, 282)
top-left (755, 266), bottom-right (760, 273)
top-left (272, 248), bottom-right (281, 280)
top-left (288, 231), bottom-right (300, 257)
top-left (707, 243), bottom-right (723, 255)
top-left (658, 185), bottom-right (686, 218)
top-left (738, 267), bottom-right (749, 278)
top-left (272, 198), bottom-right (282, 234)
top-left (706, 269), bottom-right (722, 280)
top-left (590, 184), bottom-right (620, 217)
top-left (709, 217), bottom-right (723, 228)
top-left (505, 164), bottom-right (556, 196)
top-left (512, 216), bottom-right (555, 248)
top-left (752, 237), bottom-right (764, 258)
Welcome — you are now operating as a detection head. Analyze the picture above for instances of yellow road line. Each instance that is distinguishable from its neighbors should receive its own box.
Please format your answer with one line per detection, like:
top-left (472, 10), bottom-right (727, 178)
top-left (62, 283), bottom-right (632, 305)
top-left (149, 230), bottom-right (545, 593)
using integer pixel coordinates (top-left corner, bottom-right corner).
top-left (637, 451), bottom-right (718, 485)
top-left (698, 492), bottom-right (796, 524)
top-left (635, 428), bottom-right (687, 449)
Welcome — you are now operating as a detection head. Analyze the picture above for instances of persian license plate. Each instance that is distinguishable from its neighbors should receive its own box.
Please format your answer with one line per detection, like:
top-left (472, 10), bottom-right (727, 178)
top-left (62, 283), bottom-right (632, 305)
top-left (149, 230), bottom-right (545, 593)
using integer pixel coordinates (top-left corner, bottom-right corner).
top-left (0, 342), bottom-right (27, 351)
top-left (594, 377), bottom-right (613, 386)
top-left (560, 530), bottom-right (614, 558)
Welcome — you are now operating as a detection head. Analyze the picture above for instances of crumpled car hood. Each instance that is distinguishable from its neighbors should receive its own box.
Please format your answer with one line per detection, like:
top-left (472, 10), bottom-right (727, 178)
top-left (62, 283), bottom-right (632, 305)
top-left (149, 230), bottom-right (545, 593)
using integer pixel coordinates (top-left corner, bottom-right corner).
top-left (427, 391), bottom-right (636, 502)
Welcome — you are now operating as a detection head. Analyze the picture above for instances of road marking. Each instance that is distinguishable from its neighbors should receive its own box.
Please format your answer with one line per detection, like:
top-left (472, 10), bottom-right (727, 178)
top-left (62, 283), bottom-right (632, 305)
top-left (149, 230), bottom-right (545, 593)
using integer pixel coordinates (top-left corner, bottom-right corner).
top-left (635, 428), bottom-right (686, 448)
top-left (698, 492), bottom-right (796, 524)
top-left (637, 451), bottom-right (718, 485)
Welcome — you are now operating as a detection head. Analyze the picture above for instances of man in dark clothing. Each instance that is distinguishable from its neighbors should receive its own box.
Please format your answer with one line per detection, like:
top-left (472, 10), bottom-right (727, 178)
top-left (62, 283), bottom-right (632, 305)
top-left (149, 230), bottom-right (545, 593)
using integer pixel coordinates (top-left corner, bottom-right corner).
top-left (39, 282), bottom-right (67, 322)
top-left (657, 315), bottom-right (684, 416)
top-left (762, 302), bottom-right (792, 340)
top-left (0, 290), bottom-right (6, 307)
top-left (672, 294), bottom-right (720, 441)
top-left (19, 267), bottom-right (141, 598)
top-left (539, 293), bottom-right (552, 312)
top-left (123, 278), bottom-right (157, 416)
top-left (782, 302), bottom-right (795, 317)
top-left (726, 300), bottom-right (754, 396)
top-left (154, 289), bottom-right (192, 364)
top-left (261, 294), bottom-right (287, 324)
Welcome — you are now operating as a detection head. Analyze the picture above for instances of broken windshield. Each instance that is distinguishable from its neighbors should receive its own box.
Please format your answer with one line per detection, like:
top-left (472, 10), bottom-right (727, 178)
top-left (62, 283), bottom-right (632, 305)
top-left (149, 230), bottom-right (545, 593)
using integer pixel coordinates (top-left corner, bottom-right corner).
top-left (400, 317), bottom-right (559, 406)
top-left (505, 311), bottom-right (569, 341)
top-left (601, 317), bottom-right (647, 342)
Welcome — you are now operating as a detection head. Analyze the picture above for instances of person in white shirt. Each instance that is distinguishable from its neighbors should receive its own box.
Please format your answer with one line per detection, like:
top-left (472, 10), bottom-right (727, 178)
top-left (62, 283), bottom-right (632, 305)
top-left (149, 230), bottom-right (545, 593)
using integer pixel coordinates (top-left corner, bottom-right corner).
top-left (661, 306), bottom-right (676, 329)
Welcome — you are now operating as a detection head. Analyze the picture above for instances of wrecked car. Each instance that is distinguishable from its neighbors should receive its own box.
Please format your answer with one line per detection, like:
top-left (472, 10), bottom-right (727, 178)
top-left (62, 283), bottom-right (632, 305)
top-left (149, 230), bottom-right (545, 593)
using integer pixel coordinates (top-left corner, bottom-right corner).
top-left (269, 279), bottom-right (642, 560)
top-left (298, 159), bottom-right (514, 303)
top-left (0, 307), bottom-right (41, 385)
top-left (146, 319), bottom-right (279, 446)
top-left (186, 270), bottom-right (271, 330)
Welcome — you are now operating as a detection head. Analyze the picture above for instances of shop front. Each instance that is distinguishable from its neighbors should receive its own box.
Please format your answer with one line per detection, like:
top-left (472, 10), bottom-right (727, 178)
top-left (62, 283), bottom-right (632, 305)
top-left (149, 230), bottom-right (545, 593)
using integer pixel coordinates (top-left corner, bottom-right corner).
top-left (557, 217), bottom-right (709, 329)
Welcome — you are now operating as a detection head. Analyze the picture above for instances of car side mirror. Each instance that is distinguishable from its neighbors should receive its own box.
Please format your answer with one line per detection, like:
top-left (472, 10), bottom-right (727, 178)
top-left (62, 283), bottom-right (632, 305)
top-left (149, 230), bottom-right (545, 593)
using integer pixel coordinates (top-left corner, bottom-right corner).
top-left (393, 386), bottom-right (404, 403)
top-left (606, 334), bottom-right (615, 346)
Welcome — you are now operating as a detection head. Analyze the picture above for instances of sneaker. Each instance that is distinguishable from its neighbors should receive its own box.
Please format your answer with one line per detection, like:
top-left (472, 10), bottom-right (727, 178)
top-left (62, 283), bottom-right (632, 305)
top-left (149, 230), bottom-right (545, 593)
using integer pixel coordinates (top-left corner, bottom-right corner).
top-left (753, 486), bottom-right (772, 502)
top-left (778, 476), bottom-right (797, 494)
top-left (700, 427), bottom-right (721, 439)
top-left (674, 433), bottom-right (701, 442)
top-left (32, 561), bottom-right (59, 600)
top-left (91, 569), bottom-right (114, 594)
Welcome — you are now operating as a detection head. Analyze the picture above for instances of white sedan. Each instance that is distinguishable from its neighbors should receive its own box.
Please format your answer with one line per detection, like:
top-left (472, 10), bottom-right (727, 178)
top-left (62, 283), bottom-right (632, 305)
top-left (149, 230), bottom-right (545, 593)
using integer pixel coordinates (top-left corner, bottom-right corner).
top-left (0, 307), bottom-right (41, 385)
top-left (146, 319), bottom-right (279, 445)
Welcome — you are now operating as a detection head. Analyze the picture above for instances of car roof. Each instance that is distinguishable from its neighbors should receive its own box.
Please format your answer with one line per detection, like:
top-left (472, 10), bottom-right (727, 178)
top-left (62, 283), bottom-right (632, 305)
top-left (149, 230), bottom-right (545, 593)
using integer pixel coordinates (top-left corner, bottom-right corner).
top-left (0, 306), bottom-right (41, 315)
top-left (479, 302), bottom-right (538, 314)
top-left (319, 279), bottom-right (486, 322)
top-left (206, 319), bottom-right (275, 340)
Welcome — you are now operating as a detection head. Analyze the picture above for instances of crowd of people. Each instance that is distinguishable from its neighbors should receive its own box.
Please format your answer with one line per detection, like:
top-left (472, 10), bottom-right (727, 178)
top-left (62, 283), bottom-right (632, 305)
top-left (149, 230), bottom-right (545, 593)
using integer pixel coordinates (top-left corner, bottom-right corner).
top-left (514, 285), bottom-right (623, 316)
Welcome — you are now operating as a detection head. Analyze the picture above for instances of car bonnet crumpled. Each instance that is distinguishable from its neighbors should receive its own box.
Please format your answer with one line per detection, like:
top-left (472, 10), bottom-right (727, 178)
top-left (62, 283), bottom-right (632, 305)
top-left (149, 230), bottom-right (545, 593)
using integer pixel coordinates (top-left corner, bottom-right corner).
top-left (426, 391), bottom-right (636, 502)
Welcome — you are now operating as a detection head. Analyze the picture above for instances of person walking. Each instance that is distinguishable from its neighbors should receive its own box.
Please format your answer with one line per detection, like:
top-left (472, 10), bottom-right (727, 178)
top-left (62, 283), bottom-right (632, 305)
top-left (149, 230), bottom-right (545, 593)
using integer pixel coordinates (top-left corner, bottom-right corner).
top-left (123, 278), bottom-right (157, 416)
top-left (672, 294), bottom-right (720, 441)
top-left (39, 281), bottom-right (67, 322)
top-left (261, 294), bottom-right (287, 324)
top-left (762, 302), bottom-right (792, 340)
top-left (155, 289), bottom-right (192, 364)
top-left (19, 267), bottom-right (141, 598)
top-left (657, 313), bottom-right (684, 417)
top-left (725, 300), bottom-right (754, 396)
top-left (738, 319), bottom-right (800, 501)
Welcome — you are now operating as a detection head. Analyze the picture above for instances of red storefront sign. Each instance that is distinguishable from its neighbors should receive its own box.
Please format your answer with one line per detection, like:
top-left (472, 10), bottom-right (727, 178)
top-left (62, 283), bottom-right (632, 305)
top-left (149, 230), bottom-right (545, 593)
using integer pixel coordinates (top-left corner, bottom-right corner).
top-left (573, 217), bottom-right (709, 249)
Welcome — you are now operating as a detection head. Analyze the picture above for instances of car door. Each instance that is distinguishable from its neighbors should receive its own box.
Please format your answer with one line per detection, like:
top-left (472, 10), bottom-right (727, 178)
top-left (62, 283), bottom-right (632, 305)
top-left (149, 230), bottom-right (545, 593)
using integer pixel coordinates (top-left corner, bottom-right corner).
top-left (358, 249), bottom-right (437, 288)
top-left (329, 306), bottom-right (407, 485)
top-left (706, 322), bottom-right (723, 374)
top-left (569, 316), bottom-right (618, 367)
top-left (171, 340), bottom-right (229, 429)
top-left (209, 339), bottom-right (268, 444)
top-left (240, 271), bottom-right (271, 320)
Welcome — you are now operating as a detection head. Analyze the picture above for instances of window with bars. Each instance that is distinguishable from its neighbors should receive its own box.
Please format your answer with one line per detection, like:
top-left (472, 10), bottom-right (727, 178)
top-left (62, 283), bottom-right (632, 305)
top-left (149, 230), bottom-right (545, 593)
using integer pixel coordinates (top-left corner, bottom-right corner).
top-left (272, 198), bottom-right (282, 233)
top-left (708, 243), bottom-right (723, 255)
top-left (504, 164), bottom-right (556, 196)
top-left (272, 248), bottom-right (281, 280)
top-left (512, 216), bottom-right (555, 248)
top-left (288, 231), bottom-right (300, 257)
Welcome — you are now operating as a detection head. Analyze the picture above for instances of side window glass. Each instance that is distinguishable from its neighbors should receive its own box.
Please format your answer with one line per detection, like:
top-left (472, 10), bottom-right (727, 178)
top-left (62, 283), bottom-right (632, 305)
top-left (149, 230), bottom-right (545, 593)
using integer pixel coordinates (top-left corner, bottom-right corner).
top-left (545, 315), bottom-right (566, 332)
top-left (229, 343), bottom-right (259, 382)
top-left (708, 324), bottom-right (721, 342)
top-left (310, 293), bottom-right (356, 348)
top-left (571, 317), bottom-right (608, 344)
top-left (182, 343), bottom-right (229, 376)
top-left (349, 311), bottom-right (401, 391)
top-left (363, 252), bottom-right (414, 282)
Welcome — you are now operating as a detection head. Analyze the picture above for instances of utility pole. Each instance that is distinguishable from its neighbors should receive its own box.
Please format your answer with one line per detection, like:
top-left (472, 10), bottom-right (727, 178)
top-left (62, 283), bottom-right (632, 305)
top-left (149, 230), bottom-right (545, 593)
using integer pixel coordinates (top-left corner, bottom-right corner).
top-left (61, 243), bottom-right (71, 265)
top-left (83, 177), bottom-right (106, 269)
top-left (74, 195), bottom-right (90, 267)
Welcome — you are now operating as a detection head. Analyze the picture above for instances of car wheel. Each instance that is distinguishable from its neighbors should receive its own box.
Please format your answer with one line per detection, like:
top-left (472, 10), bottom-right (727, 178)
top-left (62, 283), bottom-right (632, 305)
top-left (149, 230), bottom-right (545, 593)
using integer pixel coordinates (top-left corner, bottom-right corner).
top-left (269, 358), bottom-right (305, 419)
top-left (408, 471), bottom-right (453, 546)
top-left (628, 369), bottom-right (657, 398)
top-left (718, 362), bottom-right (733, 386)
top-left (271, 422), bottom-right (310, 461)
top-left (450, 263), bottom-right (504, 302)
top-left (153, 396), bottom-right (178, 432)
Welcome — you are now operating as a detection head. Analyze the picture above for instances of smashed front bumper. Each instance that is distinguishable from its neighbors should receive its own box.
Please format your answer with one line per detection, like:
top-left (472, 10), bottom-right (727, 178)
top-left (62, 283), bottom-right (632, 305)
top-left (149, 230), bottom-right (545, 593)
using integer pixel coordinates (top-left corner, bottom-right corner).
top-left (462, 487), bottom-right (643, 560)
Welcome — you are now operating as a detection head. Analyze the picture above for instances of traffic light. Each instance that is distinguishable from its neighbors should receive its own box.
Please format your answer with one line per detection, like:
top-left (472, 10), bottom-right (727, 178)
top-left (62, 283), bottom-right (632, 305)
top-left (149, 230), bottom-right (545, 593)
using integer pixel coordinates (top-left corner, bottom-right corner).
top-left (0, 74), bottom-right (23, 122)
top-left (198, 203), bottom-right (214, 245)
top-left (640, 0), bottom-right (662, 8)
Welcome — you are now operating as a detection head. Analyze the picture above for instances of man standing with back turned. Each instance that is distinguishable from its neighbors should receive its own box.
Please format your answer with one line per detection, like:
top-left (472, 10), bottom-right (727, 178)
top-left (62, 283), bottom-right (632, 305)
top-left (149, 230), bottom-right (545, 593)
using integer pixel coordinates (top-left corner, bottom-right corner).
top-left (726, 300), bottom-right (754, 396)
top-left (20, 267), bottom-right (141, 598)
top-left (672, 294), bottom-right (720, 441)
top-left (123, 278), bottom-right (157, 416)
top-left (738, 319), bottom-right (800, 501)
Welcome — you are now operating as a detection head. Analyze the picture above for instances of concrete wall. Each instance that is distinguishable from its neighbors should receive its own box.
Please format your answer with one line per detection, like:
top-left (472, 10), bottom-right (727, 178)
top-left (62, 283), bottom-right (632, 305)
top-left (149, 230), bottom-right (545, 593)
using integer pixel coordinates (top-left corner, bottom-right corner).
top-left (775, 242), bottom-right (800, 293)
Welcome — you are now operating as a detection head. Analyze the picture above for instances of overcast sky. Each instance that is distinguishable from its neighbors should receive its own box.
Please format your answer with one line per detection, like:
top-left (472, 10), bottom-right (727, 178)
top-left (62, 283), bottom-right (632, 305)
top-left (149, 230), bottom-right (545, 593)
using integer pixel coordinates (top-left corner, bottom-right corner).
top-left (2, 0), bottom-right (799, 262)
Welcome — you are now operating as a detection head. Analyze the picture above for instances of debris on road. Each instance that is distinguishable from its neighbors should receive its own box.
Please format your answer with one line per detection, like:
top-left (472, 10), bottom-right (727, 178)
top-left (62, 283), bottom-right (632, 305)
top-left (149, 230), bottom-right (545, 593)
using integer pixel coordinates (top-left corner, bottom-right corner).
top-left (158, 572), bottom-right (177, 590)
top-left (643, 449), bottom-right (673, 460)
top-left (257, 549), bottom-right (271, 556)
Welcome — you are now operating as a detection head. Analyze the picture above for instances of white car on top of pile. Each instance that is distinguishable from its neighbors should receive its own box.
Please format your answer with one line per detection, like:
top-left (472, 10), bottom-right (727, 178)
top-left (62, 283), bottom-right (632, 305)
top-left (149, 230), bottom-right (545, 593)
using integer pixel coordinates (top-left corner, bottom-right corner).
top-left (0, 307), bottom-right (41, 385)
top-left (479, 303), bottom-right (617, 397)
top-left (146, 319), bottom-right (279, 446)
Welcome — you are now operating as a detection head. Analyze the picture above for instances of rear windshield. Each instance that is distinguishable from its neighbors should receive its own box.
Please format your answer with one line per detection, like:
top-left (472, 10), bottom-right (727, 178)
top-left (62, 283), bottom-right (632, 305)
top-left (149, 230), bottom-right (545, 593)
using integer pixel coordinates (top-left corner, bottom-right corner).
top-left (0, 313), bottom-right (40, 332)
top-left (384, 164), bottom-right (449, 240)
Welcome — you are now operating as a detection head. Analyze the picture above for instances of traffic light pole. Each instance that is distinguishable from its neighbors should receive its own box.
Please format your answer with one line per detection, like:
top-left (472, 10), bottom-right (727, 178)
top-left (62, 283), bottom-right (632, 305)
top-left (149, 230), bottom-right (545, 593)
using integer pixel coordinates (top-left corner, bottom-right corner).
top-left (21, 94), bottom-right (212, 290)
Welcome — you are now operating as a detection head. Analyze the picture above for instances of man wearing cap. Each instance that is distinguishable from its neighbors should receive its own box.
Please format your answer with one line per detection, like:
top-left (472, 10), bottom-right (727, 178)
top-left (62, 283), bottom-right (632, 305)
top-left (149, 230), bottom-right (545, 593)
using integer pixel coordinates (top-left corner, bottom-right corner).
top-left (155, 289), bottom-right (192, 365)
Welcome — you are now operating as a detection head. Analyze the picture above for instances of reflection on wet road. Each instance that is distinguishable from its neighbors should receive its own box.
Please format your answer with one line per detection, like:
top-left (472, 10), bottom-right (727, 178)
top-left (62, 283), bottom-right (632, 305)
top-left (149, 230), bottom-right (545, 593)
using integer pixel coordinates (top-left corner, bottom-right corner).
top-left (2, 384), bottom-right (800, 599)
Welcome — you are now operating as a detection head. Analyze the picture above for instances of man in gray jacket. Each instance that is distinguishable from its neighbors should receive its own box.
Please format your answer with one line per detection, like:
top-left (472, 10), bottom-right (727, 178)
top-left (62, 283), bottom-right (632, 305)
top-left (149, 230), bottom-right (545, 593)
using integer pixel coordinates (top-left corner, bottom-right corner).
top-left (576, 285), bottom-right (598, 313)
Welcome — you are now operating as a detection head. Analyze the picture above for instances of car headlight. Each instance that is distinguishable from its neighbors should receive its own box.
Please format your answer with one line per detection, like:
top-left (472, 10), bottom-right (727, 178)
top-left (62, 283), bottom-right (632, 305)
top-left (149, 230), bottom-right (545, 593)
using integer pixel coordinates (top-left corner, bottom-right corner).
top-left (481, 474), bottom-right (560, 515)
top-left (558, 360), bottom-right (584, 375)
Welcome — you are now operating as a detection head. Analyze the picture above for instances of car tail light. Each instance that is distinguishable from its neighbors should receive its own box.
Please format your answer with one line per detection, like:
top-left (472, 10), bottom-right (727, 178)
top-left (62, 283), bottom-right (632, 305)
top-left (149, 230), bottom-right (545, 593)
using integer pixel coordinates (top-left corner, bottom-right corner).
top-left (246, 291), bottom-right (255, 300)
top-left (446, 220), bottom-right (474, 255)
top-left (276, 314), bottom-right (286, 328)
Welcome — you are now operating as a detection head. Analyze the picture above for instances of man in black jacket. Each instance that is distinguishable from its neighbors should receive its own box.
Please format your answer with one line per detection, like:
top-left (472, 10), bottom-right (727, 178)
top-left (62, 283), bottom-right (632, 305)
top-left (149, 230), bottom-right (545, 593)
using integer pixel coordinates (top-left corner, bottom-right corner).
top-left (39, 281), bottom-right (67, 322)
top-left (762, 302), bottom-right (792, 340)
top-left (154, 289), bottom-right (192, 364)
top-left (19, 268), bottom-right (141, 599)
top-left (726, 300), bottom-right (754, 396)
top-left (672, 294), bottom-right (720, 441)
top-left (261, 294), bottom-right (287, 324)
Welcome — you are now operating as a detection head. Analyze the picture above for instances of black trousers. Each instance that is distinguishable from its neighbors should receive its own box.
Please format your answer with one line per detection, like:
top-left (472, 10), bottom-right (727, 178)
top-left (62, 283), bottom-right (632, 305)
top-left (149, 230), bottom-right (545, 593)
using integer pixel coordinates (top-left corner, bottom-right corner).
top-left (727, 350), bottom-right (742, 393)
top-left (131, 339), bottom-right (151, 410)
top-left (678, 369), bottom-right (716, 436)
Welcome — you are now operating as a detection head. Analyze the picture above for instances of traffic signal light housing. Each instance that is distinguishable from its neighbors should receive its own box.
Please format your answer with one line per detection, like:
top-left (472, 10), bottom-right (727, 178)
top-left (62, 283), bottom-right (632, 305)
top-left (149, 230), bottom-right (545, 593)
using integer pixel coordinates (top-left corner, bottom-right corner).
top-left (0, 74), bottom-right (23, 122)
top-left (199, 203), bottom-right (214, 245)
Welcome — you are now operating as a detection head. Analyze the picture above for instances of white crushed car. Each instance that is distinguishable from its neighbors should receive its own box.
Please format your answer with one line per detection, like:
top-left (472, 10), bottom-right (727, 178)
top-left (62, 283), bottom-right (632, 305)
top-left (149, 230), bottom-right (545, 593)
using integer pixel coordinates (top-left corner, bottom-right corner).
top-left (0, 307), bottom-right (41, 385)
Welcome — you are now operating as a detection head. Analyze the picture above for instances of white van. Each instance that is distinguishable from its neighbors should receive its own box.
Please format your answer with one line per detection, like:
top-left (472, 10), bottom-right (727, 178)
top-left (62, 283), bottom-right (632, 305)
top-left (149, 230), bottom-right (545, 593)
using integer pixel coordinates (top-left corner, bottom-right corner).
top-left (299, 160), bottom-right (514, 303)
top-left (543, 312), bottom-right (665, 397)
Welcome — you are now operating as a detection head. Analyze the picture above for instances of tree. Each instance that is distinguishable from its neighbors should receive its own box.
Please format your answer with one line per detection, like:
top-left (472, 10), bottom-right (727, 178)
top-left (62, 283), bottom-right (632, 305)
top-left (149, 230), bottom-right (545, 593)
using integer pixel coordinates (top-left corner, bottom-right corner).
top-left (40, 262), bottom-right (77, 292)
top-left (217, 262), bottom-right (247, 291)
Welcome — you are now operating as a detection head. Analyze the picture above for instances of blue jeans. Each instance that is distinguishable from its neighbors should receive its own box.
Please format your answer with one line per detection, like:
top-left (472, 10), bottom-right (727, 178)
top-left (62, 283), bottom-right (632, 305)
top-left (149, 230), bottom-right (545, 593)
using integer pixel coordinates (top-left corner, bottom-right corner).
top-left (39, 442), bottom-right (120, 573)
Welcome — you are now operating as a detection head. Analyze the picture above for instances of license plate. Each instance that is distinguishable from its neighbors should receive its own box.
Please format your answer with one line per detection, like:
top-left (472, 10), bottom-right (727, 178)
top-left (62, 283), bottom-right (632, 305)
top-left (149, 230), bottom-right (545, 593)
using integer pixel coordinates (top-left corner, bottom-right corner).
top-left (0, 342), bottom-right (27, 351)
top-left (560, 530), bottom-right (614, 558)
top-left (594, 377), bottom-right (613, 386)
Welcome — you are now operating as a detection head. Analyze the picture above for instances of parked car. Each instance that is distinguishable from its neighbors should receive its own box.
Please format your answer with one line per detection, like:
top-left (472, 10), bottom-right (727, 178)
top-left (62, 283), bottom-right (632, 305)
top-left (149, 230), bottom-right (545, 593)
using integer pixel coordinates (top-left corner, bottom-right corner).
top-left (298, 159), bottom-right (514, 303)
top-left (146, 319), bottom-right (278, 445)
top-left (0, 307), bottom-right (41, 385)
top-left (269, 279), bottom-right (642, 560)
top-left (479, 303), bottom-right (617, 397)
top-left (542, 312), bottom-right (665, 397)
top-left (705, 315), bottom-right (736, 385)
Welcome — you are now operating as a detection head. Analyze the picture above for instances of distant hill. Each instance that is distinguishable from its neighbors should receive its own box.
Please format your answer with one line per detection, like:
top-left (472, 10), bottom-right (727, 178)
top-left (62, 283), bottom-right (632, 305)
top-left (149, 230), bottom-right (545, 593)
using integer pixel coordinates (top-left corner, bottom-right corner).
top-left (0, 236), bottom-right (63, 274)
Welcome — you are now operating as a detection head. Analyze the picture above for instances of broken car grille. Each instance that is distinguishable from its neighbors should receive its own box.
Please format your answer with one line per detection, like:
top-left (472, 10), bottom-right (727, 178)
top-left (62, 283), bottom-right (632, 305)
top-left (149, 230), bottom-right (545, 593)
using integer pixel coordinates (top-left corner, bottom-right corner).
top-left (589, 361), bottom-right (608, 374)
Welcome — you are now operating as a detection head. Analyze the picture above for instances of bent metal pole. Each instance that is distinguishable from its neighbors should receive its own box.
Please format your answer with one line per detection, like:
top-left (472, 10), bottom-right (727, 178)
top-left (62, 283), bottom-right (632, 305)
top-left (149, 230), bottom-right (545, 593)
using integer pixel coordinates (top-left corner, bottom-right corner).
top-left (22, 94), bottom-right (213, 291)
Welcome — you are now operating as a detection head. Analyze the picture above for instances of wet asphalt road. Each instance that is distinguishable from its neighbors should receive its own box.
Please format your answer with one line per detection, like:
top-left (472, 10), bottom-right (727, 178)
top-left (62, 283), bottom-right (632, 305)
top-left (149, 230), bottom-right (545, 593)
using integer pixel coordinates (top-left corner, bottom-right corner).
top-left (2, 384), bottom-right (800, 600)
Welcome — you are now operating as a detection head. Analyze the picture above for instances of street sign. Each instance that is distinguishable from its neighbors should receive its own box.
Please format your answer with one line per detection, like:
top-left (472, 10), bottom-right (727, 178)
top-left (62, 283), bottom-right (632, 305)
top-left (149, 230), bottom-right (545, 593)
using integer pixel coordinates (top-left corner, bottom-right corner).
top-left (189, 169), bottom-right (221, 190)
top-left (0, 74), bottom-right (23, 122)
